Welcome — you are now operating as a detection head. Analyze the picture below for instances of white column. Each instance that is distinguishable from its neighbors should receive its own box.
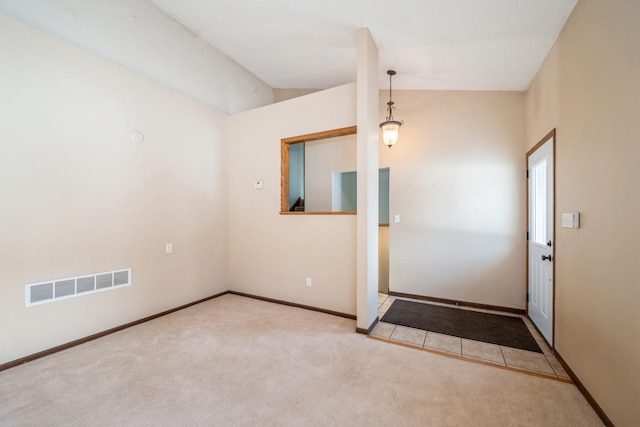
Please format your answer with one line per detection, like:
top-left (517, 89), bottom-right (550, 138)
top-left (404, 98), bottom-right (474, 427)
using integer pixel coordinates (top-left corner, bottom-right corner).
top-left (356, 28), bottom-right (379, 331)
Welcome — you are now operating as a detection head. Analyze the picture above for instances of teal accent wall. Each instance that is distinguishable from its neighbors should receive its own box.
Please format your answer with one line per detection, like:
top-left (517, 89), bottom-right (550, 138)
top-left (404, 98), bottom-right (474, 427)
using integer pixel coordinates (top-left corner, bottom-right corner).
top-left (289, 143), bottom-right (305, 207)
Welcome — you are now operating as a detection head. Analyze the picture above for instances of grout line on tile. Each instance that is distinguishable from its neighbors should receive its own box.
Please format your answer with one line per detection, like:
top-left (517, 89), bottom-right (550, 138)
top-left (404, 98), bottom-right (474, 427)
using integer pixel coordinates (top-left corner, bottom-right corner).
top-left (499, 346), bottom-right (507, 366)
top-left (544, 354), bottom-right (563, 379)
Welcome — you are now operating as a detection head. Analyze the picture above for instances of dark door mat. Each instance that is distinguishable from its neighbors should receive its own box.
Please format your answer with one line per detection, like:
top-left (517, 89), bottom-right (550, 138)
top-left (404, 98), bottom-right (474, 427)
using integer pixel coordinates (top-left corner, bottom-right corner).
top-left (381, 299), bottom-right (542, 353)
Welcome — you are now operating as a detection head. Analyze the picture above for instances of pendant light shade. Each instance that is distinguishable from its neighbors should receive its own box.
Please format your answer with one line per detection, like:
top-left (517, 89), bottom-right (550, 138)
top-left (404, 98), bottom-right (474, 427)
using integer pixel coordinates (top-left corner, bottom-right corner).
top-left (379, 70), bottom-right (403, 148)
top-left (380, 120), bottom-right (402, 147)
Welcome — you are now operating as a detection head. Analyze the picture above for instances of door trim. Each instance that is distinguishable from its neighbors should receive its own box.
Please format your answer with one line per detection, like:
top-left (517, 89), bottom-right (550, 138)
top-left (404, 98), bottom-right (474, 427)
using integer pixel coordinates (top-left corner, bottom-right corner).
top-left (525, 128), bottom-right (556, 348)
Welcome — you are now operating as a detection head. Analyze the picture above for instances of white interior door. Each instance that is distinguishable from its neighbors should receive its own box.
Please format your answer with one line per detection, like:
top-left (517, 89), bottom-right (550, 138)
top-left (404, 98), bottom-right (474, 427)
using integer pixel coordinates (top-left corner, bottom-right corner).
top-left (527, 133), bottom-right (554, 345)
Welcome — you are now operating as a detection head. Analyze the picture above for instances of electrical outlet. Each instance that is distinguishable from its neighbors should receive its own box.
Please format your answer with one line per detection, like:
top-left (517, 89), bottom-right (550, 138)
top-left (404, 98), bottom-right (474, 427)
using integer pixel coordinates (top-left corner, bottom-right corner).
top-left (166, 243), bottom-right (173, 254)
top-left (306, 277), bottom-right (312, 287)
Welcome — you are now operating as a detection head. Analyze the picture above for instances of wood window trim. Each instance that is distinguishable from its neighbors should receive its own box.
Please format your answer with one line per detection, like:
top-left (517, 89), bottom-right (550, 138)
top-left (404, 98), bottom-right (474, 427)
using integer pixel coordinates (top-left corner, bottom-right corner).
top-left (280, 125), bottom-right (357, 214)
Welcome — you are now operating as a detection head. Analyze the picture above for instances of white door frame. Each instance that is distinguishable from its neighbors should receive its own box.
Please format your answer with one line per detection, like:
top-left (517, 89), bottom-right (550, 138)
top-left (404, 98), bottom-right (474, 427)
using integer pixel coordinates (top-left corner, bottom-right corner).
top-left (526, 129), bottom-right (556, 347)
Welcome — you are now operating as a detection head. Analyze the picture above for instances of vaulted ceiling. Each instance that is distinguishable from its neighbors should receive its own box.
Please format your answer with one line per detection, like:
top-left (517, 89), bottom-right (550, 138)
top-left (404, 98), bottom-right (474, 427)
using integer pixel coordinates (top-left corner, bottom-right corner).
top-left (1, 0), bottom-right (578, 93)
top-left (150, 0), bottom-right (577, 90)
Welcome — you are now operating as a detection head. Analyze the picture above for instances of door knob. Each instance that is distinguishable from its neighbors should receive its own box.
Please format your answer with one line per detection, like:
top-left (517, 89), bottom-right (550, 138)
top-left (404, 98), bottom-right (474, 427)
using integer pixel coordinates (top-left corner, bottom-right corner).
top-left (542, 255), bottom-right (552, 261)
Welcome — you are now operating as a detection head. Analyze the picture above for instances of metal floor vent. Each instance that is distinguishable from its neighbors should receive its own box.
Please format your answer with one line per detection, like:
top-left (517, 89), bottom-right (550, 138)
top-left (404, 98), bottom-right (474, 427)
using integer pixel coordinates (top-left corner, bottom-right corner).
top-left (25, 268), bottom-right (131, 307)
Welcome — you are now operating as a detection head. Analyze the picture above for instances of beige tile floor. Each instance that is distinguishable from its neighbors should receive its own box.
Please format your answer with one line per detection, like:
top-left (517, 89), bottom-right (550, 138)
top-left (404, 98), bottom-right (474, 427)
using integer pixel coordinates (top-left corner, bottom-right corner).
top-left (371, 293), bottom-right (571, 381)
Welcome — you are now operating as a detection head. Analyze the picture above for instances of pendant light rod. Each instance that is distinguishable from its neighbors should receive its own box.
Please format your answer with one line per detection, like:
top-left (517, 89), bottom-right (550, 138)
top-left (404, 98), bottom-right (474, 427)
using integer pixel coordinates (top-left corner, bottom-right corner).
top-left (387, 69), bottom-right (396, 118)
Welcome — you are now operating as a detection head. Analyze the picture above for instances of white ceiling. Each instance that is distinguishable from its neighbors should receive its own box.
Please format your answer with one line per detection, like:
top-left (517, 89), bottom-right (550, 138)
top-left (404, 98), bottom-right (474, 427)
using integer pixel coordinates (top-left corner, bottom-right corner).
top-left (150, 0), bottom-right (577, 91)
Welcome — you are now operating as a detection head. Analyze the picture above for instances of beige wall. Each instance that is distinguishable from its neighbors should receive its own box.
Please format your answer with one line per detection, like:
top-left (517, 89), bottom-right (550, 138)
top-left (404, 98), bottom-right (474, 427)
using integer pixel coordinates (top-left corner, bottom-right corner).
top-left (227, 88), bottom-right (527, 316)
top-left (273, 89), bottom-right (320, 103)
top-left (304, 134), bottom-right (357, 212)
top-left (227, 84), bottom-right (358, 315)
top-left (0, 15), bottom-right (230, 364)
top-left (381, 91), bottom-right (526, 309)
top-left (525, 1), bottom-right (640, 425)
top-left (378, 226), bottom-right (389, 293)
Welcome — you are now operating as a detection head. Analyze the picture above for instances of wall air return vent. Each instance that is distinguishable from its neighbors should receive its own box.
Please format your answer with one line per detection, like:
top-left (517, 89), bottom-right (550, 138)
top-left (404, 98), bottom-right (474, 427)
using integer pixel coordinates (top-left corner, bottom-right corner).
top-left (25, 269), bottom-right (131, 307)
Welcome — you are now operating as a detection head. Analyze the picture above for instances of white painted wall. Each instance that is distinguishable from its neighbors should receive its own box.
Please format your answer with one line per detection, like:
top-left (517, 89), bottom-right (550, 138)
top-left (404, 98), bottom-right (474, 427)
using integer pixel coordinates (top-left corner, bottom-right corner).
top-left (380, 90), bottom-right (526, 309)
top-left (525, 1), bottom-right (640, 424)
top-left (355, 28), bottom-right (379, 330)
top-left (0, 0), bottom-right (273, 114)
top-left (0, 15), bottom-right (230, 364)
top-left (228, 84), bottom-right (357, 316)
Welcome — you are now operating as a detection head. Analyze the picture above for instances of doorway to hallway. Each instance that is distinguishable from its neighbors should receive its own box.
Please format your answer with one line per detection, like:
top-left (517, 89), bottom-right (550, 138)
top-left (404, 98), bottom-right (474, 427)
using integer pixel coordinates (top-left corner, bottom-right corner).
top-left (378, 168), bottom-right (390, 293)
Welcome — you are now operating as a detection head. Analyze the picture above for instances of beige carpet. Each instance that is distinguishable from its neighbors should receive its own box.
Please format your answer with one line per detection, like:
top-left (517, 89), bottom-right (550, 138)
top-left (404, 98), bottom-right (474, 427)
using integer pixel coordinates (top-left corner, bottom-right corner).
top-left (0, 294), bottom-right (602, 426)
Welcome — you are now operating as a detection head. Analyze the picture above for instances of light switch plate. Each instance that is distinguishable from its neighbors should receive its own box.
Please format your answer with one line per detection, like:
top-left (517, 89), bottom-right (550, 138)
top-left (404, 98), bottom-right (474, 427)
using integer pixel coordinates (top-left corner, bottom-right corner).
top-left (561, 212), bottom-right (580, 229)
top-left (254, 180), bottom-right (264, 189)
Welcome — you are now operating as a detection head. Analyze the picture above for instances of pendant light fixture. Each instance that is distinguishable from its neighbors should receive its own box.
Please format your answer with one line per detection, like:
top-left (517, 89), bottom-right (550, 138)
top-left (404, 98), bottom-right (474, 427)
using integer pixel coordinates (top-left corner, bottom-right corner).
top-left (379, 70), bottom-right (403, 148)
